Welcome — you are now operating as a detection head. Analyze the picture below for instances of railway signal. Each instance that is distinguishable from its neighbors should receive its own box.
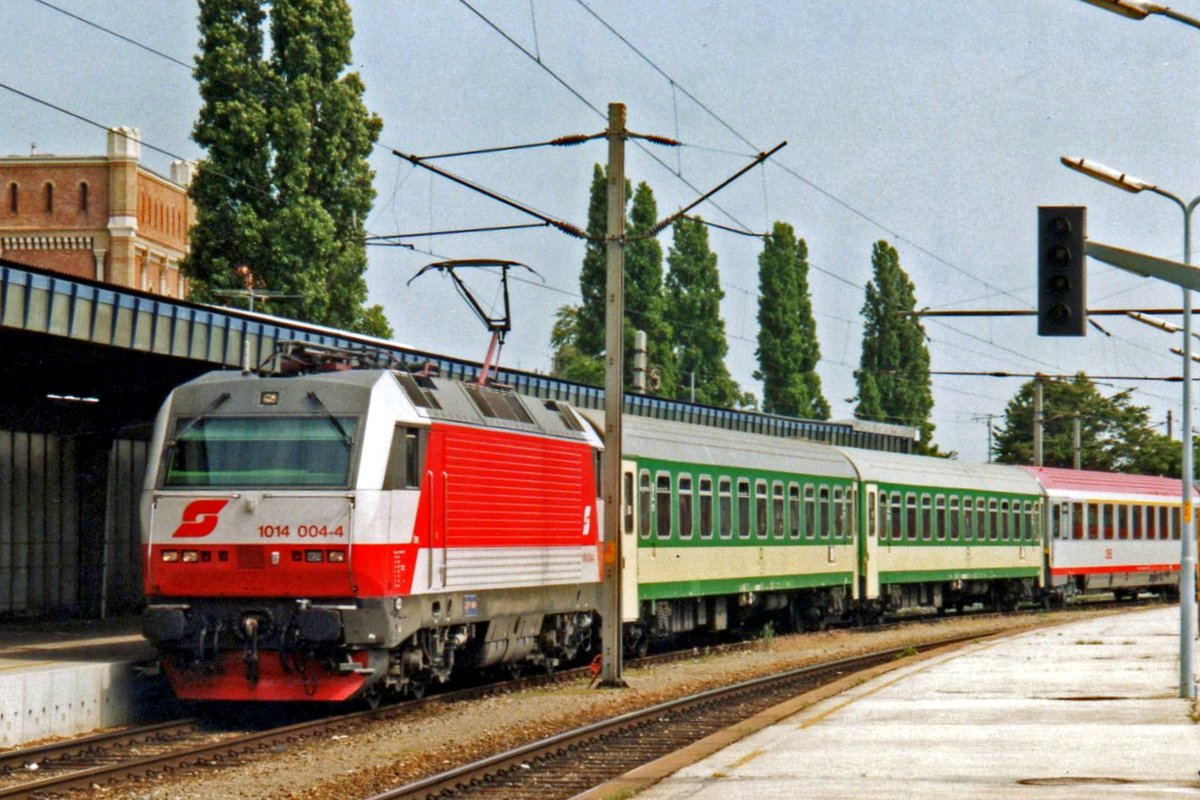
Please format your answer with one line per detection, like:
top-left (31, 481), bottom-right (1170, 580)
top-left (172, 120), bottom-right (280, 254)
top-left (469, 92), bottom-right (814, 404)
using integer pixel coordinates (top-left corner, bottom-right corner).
top-left (1037, 205), bottom-right (1087, 336)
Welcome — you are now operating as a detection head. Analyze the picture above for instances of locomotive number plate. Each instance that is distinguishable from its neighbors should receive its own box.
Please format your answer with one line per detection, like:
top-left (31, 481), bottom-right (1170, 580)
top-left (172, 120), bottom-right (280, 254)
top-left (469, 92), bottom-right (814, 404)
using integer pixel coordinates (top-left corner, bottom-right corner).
top-left (258, 524), bottom-right (346, 539)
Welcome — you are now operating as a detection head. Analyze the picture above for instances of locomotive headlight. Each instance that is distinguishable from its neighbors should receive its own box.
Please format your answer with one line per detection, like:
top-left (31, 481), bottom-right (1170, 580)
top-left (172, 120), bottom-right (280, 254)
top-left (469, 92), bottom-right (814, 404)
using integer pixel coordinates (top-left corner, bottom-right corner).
top-left (181, 550), bottom-right (200, 563)
top-left (162, 550), bottom-right (179, 562)
top-left (328, 550), bottom-right (346, 563)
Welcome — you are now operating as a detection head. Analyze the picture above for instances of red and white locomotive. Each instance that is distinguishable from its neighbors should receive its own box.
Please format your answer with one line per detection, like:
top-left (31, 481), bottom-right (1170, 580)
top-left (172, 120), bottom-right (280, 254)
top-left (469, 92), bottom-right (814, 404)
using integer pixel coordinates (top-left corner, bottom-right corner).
top-left (141, 345), bottom-right (602, 703)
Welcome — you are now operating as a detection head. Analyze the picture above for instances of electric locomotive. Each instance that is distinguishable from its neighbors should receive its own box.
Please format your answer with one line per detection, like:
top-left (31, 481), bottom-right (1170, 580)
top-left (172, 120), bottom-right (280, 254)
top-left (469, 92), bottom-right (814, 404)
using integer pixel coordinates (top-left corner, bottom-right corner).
top-left (141, 344), bottom-right (602, 703)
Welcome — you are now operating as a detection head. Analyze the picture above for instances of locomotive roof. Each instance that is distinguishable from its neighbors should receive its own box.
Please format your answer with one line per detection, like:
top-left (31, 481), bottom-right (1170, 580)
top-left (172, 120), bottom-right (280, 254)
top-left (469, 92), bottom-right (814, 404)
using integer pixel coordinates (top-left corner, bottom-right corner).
top-left (837, 447), bottom-right (1043, 496)
top-left (580, 410), bottom-right (858, 479)
top-left (1022, 465), bottom-right (1197, 500)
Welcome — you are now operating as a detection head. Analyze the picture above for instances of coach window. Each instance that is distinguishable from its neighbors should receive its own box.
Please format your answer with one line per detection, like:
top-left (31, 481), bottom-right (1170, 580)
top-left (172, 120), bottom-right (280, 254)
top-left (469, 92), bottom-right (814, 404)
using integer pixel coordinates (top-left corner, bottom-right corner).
top-left (737, 479), bottom-right (751, 539)
top-left (935, 495), bottom-right (947, 541)
top-left (678, 475), bottom-right (694, 540)
top-left (1025, 501), bottom-right (1036, 542)
top-left (919, 494), bottom-right (932, 541)
top-left (1102, 504), bottom-right (1114, 541)
top-left (962, 497), bottom-right (974, 540)
top-left (984, 499), bottom-right (996, 541)
top-left (718, 477), bottom-right (732, 539)
top-left (699, 477), bottom-right (714, 539)
top-left (623, 472), bottom-right (634, 534)
top-left (1172, 507), bottom-right (1182, 540)
top-left (890, 492), bottom-right (903, 542)
top-left (830, 487), bottom-right (842, 540)
top-left (999, 500), bottom-right (1010, 541)
top-left (383, 426), bottom-right (425, 490)
top-left (905, 493), bottom-right (917, 541)
top-left (1086, 503), bottom-right (1099, 540)
top-left (1072, 502), bottom-right (1084, 539)
top-left (1116, 504), bottom-right (1128, 540)
top-left (789, 484), bottom-right (801, 539)
top-left (805, 485), bottom-right (817, 539)
top-left (656, 474), bottom-right (673, 540)
top-left (772, 482), bottom-right (785, 539)
top-left (755, 480), bottom-right (769, 539)
top-left (1050, 502), bottom-right (1062, 540)
top-left (639, 470), bottom-right (652, 539)
top-left (949, 496), bottom-right (961, 540)
top-left (846, 487), bottom-right (857, 538)
top-left (877, 492), bottom-right (889, 541)
top-left (1131, 505), bottom-right (1143, 540)
top-left (1147, 505), bottom-right (1158, 540)
top-left (818, 486), bottom-right (832, 540)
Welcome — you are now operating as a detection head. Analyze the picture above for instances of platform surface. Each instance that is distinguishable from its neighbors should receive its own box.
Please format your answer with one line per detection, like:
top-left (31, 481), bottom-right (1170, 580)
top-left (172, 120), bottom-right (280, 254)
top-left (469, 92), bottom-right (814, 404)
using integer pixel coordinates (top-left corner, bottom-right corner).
top-left (637, 606), bottom-right (1200, 799)
top-left (0, 616), bottom-right (162, 748)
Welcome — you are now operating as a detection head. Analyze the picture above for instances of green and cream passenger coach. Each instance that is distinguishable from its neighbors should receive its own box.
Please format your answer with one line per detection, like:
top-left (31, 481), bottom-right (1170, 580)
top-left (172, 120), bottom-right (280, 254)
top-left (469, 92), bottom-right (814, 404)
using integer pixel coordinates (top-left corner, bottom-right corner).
top-left (596, 413), bottom-right (863, 650)
top-left (838, 448), bottom-right (1044, 617)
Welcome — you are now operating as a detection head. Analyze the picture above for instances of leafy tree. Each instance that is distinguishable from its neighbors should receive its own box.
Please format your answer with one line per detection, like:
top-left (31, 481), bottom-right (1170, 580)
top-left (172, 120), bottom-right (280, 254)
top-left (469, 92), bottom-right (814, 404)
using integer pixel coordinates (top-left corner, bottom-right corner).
top-left (664, 216), bottom-right (741, 406)
top-left (186, 0), bottom-right (388, 337)
top-left (625, 182), bottom-right (675, 395)
top-left (550, 305), bottom-right (604, 385)
top-left (994, 374), bottom-right (1181, 475)
top-left (854, 240), bottom-right (936, 451)
top-left (185, 0), bottom-right (272, 304)
top-left (754, 222), bottom-right (829, 419)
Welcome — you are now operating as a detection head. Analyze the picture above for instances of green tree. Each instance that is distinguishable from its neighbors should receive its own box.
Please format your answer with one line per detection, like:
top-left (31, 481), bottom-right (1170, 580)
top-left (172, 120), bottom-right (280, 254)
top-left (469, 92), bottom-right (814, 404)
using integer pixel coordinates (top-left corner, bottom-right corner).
top-left (754, 222), bottom-right (829, 418)
top-left (186, 0), bottom-right (388, 337)
top-left (185, 0), bottom-right (272, 304)
top-left (550, 304), bottom-right (604, 385)
top-left (625, 182), bottom-right (675, 395)
top-left (994, 374), bottom-right (1181, 475)
top-left (855, 240), bottom-right (936, 451)
top-left (665, 216), bottom-right (740, 406)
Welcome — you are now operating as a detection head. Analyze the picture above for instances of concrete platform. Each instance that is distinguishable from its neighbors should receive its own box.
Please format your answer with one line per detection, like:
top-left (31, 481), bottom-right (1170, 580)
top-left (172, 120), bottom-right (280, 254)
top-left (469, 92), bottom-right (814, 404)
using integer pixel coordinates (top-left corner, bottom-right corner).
top-left (0, 617), bottom-right (166, 748)
top-left (633, 607), bottom-right (1200, 799)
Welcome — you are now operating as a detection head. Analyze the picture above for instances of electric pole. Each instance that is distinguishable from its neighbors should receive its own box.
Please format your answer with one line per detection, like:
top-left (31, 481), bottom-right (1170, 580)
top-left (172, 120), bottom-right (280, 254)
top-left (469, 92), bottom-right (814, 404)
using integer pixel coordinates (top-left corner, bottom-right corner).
top-left (599, 102), bottom-right (627, 688)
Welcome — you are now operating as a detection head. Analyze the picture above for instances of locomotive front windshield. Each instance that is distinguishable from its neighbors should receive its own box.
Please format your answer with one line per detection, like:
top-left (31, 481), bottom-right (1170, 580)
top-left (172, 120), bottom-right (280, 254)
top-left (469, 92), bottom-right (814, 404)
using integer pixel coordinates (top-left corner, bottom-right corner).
top-left (164, 416), bottom-right (358, 487)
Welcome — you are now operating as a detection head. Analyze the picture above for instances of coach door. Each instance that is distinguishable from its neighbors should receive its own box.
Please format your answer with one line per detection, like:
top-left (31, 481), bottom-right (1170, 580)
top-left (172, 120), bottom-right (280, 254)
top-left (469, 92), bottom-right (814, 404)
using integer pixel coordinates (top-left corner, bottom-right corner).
top-left (621, 461), bottom-right (640, 623)
top-left (861, 484), bottom-right (881, 600)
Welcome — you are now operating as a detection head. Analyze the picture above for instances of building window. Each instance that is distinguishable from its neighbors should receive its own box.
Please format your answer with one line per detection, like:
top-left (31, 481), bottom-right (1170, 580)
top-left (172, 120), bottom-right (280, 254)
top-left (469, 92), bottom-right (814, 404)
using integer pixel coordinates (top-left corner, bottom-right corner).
top-left (80, 182), bottom-right (89, 213)
top-left (8, 182), bottom-right (17, 212)
top-left (44, 182), bottom-right (53, 213)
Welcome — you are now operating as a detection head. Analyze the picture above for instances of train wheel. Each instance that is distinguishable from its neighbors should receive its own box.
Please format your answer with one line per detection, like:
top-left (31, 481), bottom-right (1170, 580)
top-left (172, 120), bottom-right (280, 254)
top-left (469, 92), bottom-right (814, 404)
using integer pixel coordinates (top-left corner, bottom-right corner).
top-left (405, 679), bottom-right (427, 700)
top-left (360, 684), bottom-right (383, 710)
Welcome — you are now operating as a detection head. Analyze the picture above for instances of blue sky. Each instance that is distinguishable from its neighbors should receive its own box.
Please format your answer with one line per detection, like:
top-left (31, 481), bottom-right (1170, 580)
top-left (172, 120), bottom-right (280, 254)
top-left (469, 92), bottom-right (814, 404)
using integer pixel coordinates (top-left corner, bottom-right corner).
top-left (4, 0), bottom-right (1200, 461)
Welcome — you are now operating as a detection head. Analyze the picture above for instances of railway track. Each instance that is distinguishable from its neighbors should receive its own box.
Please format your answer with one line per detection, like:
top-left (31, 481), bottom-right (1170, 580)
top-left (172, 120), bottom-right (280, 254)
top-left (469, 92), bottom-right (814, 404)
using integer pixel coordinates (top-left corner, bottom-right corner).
top-left (0, 597), bottom-right (1153, 798)
top-left (364, 634), bottom-right (984, 800)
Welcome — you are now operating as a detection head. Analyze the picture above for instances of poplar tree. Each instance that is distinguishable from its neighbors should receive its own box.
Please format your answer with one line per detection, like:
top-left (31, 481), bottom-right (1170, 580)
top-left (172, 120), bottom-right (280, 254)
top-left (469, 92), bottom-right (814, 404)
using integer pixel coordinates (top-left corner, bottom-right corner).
top-left (855, 240), bottom-right (936, 450)
top-left (625, 182), bottom-right (675, 395)
top-left (186, 0), bottom-right (272, 303)
top-left (665, 216), bottom-right (740, 406)
top-left (754, 222), bottom-right (829, 418)
top-left (186, 0), bottom-right (390, 338)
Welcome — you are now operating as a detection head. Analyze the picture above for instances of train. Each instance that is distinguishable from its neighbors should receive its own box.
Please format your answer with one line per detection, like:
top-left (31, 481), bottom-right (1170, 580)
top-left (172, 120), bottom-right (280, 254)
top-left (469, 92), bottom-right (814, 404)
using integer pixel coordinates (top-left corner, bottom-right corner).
top-left (139, 344), bottom-right (1186, 703)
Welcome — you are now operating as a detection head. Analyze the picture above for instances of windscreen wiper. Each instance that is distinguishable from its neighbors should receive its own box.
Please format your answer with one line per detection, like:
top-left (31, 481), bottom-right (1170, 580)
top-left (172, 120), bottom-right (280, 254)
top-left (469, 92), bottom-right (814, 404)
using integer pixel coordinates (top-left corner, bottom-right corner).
top-left (306, 391), bottom-right (354, 451)
top-left (167, 392), bottom-right (231, 453)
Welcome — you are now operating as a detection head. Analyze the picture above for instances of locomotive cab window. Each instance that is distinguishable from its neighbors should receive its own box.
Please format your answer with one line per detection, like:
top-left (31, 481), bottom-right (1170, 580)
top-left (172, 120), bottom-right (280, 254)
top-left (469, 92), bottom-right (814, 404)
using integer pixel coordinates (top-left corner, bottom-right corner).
top-left (383, 425), bottom-right (426, 489)
top-left (164, 415), bottom-right (358, 487)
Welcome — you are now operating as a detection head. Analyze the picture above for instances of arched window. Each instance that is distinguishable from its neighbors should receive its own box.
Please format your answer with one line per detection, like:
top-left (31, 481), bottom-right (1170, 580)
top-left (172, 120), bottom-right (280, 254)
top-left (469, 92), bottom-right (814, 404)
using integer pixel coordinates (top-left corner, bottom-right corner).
top-left (44, 182), bottom-right (53, 213)
top-left (8, 182), bottom-right (17, 212)
top-left (79, 182), bottom-right (89, 213)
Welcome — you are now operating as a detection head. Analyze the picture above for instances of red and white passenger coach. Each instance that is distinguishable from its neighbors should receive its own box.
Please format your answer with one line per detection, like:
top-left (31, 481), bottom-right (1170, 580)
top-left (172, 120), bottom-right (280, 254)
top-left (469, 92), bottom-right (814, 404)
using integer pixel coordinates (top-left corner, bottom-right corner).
top-left (1024, 466), bottom-right (1188, 603)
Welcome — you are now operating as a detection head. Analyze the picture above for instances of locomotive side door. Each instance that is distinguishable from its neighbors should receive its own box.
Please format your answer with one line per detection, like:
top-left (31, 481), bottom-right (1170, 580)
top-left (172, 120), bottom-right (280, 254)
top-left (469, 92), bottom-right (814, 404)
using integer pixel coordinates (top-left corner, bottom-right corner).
top-left (860, 484), bottom-right (881, 600)
top-left (428, 468), bottom-right (446, 590)
top-left (621, 460), bottom-right (640, 623)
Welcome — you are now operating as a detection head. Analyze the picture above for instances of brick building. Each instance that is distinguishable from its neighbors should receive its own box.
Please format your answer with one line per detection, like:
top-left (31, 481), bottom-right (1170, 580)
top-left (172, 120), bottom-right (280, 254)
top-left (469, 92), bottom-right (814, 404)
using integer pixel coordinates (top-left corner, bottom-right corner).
top-left (0, 127), bottom-right (193, 299)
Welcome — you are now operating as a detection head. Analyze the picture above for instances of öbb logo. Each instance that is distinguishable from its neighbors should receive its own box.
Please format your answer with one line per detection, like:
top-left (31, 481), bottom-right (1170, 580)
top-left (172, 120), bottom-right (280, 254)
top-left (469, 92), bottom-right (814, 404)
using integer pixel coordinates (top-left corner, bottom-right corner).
top-left (172, 499), bottom-right (230, 538)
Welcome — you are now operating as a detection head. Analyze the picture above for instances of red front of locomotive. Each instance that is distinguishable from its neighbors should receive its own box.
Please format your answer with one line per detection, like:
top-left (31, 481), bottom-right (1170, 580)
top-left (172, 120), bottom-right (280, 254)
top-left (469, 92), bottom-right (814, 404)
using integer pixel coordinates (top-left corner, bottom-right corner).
top-left (141, 362), bottom-right (603, 703)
